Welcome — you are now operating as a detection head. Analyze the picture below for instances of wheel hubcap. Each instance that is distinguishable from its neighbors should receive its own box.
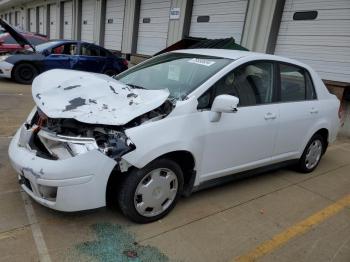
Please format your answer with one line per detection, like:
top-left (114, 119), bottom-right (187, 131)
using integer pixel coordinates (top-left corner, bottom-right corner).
top-left (20, 68), bottom-right (33, 81)
top-left (305, 139), bottom-right (322, 169)
top-left (134, 168), bottom-right (178, 217)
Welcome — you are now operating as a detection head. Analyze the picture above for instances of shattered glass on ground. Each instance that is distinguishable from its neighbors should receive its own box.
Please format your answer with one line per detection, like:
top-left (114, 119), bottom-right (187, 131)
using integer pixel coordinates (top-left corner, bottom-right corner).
top-left (67, 223), bottom-right (169, 262)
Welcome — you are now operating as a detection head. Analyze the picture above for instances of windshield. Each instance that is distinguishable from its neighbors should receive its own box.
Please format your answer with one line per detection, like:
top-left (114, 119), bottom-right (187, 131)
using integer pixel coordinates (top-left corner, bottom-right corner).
top-left (35, 41), bottom-right (61, 52)
top-left (115, 53), bottom-right (232, 100)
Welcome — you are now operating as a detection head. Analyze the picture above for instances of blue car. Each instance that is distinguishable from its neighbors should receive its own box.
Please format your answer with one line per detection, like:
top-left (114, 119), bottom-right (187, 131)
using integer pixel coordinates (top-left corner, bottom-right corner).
top-left (0, 19), bottom-right (128, 84)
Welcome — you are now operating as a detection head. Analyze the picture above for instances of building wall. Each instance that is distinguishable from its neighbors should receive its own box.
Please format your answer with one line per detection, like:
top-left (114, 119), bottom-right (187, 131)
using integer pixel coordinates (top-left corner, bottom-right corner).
top-left (0, 0), bottom-right (348, 86)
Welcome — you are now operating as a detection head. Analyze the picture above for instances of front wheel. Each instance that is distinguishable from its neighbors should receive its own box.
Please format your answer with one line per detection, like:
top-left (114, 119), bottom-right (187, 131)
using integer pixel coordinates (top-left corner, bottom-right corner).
top-left (13, 63), bottom-right (38, 84)
top-left (118, 159), bottom-right (184, 223)
top-left (297, 134), bottom-right (324, 173)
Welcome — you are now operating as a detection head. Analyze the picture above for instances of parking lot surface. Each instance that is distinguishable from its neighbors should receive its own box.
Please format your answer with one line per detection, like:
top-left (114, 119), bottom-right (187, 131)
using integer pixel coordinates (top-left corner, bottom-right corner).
top-left (1, 79), bottom-right (350, 262)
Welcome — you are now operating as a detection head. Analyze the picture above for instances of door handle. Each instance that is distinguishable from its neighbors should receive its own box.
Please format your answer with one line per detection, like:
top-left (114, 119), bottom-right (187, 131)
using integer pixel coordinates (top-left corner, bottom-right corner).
top-left (264, 112), bottom-right (277, 120)
top-left (310, 108), bottom-right (319, 114)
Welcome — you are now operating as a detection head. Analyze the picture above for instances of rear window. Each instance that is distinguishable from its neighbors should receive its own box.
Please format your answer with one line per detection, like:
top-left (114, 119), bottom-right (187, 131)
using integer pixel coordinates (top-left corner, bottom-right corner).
top-left (279, 63), bottom-right (316, 102)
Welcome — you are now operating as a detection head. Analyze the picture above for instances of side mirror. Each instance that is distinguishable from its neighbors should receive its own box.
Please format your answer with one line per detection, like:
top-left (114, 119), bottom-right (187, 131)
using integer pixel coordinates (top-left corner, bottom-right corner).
top-left (210, 95), bottom-right (239, 122)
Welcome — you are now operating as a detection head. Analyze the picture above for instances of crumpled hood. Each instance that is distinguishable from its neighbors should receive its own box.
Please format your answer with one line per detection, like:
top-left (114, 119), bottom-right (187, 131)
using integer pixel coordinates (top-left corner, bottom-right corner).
top-left (32, 69), bottom-right (170, 125)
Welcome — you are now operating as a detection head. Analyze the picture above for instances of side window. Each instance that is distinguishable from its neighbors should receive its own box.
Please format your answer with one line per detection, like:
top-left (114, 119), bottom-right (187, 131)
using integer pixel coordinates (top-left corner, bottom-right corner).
top-left (81, 44), bottom-right (100, 56)
top-left (279, 63), bottom-right (316, 102)
top-left (198, 61), bottom-right (274, 109)
top-left (51, 43), bottom-right (77, 55)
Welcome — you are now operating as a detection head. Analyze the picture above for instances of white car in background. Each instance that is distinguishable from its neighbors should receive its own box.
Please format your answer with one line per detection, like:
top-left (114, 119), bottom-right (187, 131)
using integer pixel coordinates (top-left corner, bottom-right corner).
top-left (9, 49), bottom-right (340, 223)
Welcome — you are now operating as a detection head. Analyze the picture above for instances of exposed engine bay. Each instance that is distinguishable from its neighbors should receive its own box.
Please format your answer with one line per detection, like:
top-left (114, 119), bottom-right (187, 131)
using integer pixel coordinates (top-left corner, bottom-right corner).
top-left (28, 100), bottom-right (173, 162)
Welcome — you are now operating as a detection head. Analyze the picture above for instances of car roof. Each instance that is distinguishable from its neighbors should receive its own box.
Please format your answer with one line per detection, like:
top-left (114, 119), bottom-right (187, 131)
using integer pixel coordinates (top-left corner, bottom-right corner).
top-left (172, 48), bottom-right (311, 71)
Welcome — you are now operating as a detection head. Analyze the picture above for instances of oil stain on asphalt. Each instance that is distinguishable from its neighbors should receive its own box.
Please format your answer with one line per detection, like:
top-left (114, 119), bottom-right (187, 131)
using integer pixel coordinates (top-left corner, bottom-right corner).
top-left (68, 223), bottom-right (169, 262)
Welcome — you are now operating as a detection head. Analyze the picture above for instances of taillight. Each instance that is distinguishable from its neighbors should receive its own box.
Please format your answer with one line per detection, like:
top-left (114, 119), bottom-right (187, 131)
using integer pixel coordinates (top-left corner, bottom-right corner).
top-left (122, 59), bottom-right (128, 67)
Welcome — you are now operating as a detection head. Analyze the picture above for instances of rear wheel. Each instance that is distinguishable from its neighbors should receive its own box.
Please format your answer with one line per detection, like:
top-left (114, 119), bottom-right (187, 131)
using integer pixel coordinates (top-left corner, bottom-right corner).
top-left (118, 159), bottom-right (184, 223)
top-left (297, 134), bottom-right (324, 173)
top-left (13, 63), bottom-right (38, 84)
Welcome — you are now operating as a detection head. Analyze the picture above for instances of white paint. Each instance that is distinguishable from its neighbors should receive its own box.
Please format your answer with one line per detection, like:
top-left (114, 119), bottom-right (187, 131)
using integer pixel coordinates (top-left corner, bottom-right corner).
top-left (38, 6), bottom-right (45, 34)
top-left (189, 0), bottom-right (248, 42)
top-left (32, 69), bottom-right (170, 125)
top-left (136, 0), bottom-right (171, 55)
top-left (49, 4), bottom-right (57, 39)
top-left (81, 0), bottom-right (95, 43)
top-left (275, 0), bottom-right (350, 83)
top-left (9, 49), bottom-right (340, 215)
top-left (63, 1), bottom-right (73, 39)
top-left (104, 0), bottom-right (125, 50)
top-left (29, 8), bottom-right (36, 33)
top-left (20, 191), bottom-right (51, 262)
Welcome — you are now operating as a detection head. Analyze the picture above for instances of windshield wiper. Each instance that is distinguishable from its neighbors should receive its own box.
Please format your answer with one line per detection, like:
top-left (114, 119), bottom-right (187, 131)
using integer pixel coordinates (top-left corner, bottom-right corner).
top-left (126, 84), bottom-right (145, 90)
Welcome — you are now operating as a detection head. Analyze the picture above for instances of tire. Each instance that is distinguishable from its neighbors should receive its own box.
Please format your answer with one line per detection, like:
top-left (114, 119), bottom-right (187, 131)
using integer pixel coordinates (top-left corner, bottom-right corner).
top-left (103, 69), bottom-right (118, 77)
top-left (13, 63), bottom-right (38, 84)
top-left (297, 134), bottom-right (325, 173)
top-left (118, 159), bottom-right (184, 223)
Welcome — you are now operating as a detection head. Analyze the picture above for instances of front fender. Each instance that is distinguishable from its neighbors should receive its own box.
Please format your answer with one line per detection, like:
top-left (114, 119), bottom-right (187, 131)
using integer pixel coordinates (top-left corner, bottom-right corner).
top-left (122, 114), bottom-right (204, 171)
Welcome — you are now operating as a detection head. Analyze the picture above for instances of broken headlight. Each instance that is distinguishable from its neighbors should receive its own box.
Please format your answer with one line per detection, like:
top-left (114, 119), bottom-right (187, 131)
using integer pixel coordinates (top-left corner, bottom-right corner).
top-left (37, 129), bottom-right (98, 160)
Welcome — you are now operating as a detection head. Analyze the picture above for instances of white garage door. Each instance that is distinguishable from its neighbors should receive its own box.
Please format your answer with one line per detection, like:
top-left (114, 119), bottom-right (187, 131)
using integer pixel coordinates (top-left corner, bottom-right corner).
top-left (49, 4), bottom-right (57, 39)
top-left (104, 0), bottom-right (125, 50)
top-left (38, 6), bottom-right (45, 34)
top-left (15, 11), bottom-right (20, 27)
top-left (189, 0), bottom-right (248, 43)
top-left (81, 0), bottom-right (96, 43)
top-left (275, 0), bottom-right (350, 83)
top-left (29, 8), bottom-right (36, 32)
top-left (136, 0), bottom-right (171, 55)
top-left (9, 12), bottom-right (13, 25)
top-left (63, 1), bottom-right (73, 39)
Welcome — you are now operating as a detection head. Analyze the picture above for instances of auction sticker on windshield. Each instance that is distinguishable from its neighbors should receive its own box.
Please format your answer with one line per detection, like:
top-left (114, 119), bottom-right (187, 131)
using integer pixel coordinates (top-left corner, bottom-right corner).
top-left (188, 58), bottom-right (216, 67)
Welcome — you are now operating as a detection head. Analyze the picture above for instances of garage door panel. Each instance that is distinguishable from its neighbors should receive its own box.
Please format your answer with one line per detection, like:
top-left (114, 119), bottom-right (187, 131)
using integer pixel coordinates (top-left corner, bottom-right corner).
top-left (275, 0), bottom-right (350, 83)
top-left (275, 47), bottom-right (350, 64)
top-left (284, 0), bottom-right (350, 10)
top-left (136, 0), bottom-right (170, 55)
top-left (281, 9), bottom-right (350, 22)
top-left (278, 21), bottom-right (350, 35)
top-left (104, 0), bottom-right (125, 51)
top-left (277, 35), bottom-right (350, 47)
top-left (315, 71), bottom-right (350, 83)
top-left (29, 8), bottom-right (36, 32)
top-left (49, 4), bottom-right (57, 39)
top-left (38, 6), bottom-right (45, 34)
top-left (81, 0), bottom-right (95, 43)
top-left (190, 13), bottom-right (246, 23)
top-left (189, 0), bottom-right (248, 42)
top-left (192, 2), bottom-right (247, 15)
top-left (63, 1), bottom-right (73, 39)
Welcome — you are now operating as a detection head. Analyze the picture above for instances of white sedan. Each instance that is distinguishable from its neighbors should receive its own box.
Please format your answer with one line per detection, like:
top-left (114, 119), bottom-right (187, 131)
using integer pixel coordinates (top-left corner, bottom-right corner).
top-left (9, 49), bottom-right (340, 223)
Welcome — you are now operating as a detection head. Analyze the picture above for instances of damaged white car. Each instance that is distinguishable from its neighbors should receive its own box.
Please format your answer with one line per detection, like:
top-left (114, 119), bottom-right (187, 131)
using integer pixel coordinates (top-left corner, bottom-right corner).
top-left (9, 49), bottom-right (340, 223)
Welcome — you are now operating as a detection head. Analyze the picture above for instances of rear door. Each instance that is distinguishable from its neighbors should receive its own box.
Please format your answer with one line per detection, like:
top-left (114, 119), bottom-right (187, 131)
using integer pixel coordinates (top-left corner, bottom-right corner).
top-left (274, 62), bottom-right (318, 157)
top-left (75, 43), bottom-right (105, 72)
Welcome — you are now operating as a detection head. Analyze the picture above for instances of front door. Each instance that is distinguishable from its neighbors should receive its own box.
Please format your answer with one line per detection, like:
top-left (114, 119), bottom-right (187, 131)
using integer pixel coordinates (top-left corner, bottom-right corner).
top-left (198, 61), bottom-right (279, 182)
top-left (44, 42), bottom-right (78, 70)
